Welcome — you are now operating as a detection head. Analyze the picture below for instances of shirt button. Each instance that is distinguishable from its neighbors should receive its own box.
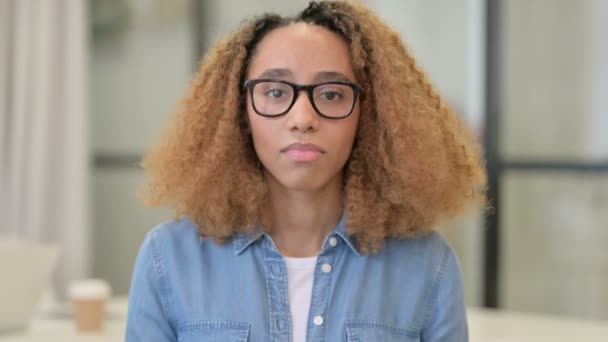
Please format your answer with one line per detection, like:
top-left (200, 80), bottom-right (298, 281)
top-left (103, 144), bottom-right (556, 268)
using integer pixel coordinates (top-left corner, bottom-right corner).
top-left (321, 263), bottom-right (332, 273)
top-left (329, 237), bottom-right (338, 247)
top-left (313, 315), bottom-right (324, 326)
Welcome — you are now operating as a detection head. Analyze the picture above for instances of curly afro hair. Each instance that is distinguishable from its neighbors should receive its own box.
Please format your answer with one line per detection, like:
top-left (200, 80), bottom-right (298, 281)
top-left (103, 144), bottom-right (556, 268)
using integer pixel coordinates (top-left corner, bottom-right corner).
top-left (139, 1), bottom-right (487, 254)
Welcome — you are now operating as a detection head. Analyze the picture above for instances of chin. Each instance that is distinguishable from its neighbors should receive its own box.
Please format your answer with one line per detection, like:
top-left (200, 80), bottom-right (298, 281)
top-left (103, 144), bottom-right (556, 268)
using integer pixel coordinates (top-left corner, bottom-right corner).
top-left (263, 166), bottom-right (339, 193)
top-left (279, 177), bottom-right (327, 192)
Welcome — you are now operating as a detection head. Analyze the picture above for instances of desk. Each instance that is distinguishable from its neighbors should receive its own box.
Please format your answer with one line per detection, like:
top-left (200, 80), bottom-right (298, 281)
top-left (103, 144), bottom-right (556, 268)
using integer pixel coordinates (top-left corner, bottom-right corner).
top-left (467, 307), bottom-right (608, 341)
top-left (0, 299), bottom-right (127, 342)
top-left (1, 298), bottom-right (607, 341)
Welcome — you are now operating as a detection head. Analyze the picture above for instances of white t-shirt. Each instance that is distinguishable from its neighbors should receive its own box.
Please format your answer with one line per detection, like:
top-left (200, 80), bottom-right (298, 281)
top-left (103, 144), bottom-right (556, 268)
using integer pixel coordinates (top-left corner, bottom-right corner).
top-left (283, 255), bottom-right (318, 342)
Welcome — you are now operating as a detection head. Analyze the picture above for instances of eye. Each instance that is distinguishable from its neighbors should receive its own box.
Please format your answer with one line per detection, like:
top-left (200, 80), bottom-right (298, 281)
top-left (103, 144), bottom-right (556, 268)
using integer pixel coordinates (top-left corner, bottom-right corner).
top-left (265, 89), bottom-right (287, 99)
top-left (320, 91), bottom-right (342, 101)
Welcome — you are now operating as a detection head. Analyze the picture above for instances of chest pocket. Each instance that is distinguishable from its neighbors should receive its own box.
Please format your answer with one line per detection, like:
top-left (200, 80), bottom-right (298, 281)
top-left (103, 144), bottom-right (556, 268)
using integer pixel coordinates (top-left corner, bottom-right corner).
top-left (345, 320), bottom-right (419, 342)
top-left (177, 320), bottom-right (250, 342)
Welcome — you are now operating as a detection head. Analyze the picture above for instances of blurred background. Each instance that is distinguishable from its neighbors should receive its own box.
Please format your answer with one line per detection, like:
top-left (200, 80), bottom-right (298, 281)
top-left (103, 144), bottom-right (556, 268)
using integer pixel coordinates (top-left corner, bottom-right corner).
top-left (1, 0), bottom-right (607, 331)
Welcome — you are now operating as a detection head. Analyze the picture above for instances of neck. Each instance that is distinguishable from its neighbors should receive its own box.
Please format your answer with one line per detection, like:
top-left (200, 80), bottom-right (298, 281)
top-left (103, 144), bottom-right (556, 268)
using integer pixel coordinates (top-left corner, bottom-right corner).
top-left (264, 171), bottom-right (344, 258)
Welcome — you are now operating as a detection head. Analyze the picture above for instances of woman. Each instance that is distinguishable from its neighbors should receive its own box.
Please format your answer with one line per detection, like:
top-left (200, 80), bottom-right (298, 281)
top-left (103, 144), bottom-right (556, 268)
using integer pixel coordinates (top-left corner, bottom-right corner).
top-left (126, 1), bottom-right (487, 341)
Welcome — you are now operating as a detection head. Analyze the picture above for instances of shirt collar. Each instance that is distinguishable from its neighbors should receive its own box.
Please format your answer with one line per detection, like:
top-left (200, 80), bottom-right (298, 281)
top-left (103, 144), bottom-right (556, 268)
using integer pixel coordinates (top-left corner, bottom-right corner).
top-left (232, 211), bottom-right (361, 256)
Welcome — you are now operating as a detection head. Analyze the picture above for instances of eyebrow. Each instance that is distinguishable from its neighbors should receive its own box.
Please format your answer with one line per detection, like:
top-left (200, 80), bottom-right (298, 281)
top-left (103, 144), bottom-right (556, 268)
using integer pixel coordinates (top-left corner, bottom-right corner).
top-left (255, 68), bottom-right (355, 83)
top-left (313, 71), bottom-right (354, 83)
top-left (257, 68), bottom-right (293, 79)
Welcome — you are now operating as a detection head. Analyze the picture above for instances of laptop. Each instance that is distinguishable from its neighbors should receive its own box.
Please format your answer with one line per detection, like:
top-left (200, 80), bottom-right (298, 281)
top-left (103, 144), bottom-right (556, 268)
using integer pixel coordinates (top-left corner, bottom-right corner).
top-left (0, 236), bottom-right (59, 332)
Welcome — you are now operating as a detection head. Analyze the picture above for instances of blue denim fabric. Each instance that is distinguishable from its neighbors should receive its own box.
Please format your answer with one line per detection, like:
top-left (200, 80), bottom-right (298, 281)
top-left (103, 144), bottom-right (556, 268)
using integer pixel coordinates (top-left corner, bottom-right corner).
top-left (125, 213), bottom-right (468, 341)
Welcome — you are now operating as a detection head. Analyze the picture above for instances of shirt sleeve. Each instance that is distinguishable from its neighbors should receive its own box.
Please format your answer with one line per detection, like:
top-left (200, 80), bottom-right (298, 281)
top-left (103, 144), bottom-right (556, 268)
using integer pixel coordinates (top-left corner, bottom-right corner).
top-left (125, 229), bottom-right (177, 341)
top-left (421, 243), bottom-right (469, 342)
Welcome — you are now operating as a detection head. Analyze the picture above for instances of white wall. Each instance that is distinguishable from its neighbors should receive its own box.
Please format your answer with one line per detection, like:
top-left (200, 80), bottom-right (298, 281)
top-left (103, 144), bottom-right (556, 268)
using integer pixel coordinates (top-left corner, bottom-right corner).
top-left (500, 0), bottom-right (608, 319)
top-left (91, 0), bottom-right (190, 294)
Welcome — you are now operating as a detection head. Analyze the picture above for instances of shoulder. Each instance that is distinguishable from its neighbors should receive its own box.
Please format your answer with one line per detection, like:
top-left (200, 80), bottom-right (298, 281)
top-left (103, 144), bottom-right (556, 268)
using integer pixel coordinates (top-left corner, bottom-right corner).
top-left (138, 217), bottom-right (214, 263)
top-left (384, 231), bottom-right (458, 264)
top-left (385, 232), bottom-right (465, 320)
top-left (140, 217), bottom-right (239, 262)
top-left (146, 217), bottom-right (201, 246)
top-left (381, 231), bottom-right (463, 287)
top-left (392, 232), bottom-right (465, 302)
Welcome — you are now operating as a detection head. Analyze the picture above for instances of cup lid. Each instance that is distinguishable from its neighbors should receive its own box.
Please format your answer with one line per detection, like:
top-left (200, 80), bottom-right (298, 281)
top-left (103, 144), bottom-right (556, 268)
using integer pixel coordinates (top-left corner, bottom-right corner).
top-left (68, 279), bottom-right (111, 300)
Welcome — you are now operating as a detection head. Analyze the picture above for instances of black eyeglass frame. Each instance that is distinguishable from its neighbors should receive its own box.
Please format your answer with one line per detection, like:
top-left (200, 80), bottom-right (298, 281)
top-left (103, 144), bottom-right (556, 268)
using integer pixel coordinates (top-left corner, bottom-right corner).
top-left (243, 78), bottom-right (362, 119)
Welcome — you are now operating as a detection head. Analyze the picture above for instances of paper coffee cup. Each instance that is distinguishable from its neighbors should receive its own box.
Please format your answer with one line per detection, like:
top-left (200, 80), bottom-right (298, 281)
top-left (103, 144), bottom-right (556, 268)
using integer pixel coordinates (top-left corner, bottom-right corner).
top-left (68, 279), bottom-right (111, 333)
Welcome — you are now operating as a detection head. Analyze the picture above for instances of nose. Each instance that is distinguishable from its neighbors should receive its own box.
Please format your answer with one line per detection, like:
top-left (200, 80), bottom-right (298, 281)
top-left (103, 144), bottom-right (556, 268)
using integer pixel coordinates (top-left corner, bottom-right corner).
top-left (287, 91), bottom-right (320, 133)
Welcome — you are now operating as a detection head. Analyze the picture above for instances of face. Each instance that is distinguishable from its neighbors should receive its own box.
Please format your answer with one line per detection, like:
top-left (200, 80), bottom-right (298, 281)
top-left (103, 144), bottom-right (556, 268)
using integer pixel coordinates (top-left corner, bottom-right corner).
top-left (245, 22), bottom-right (360, 192)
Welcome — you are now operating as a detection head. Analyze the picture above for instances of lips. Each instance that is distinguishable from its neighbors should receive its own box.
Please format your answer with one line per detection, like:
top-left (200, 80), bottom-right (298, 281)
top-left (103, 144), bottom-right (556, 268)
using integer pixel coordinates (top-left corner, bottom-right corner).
top-left (283, 143), bottom-right (324, 153)
top-left (282, 143), bottom-right (324, 162)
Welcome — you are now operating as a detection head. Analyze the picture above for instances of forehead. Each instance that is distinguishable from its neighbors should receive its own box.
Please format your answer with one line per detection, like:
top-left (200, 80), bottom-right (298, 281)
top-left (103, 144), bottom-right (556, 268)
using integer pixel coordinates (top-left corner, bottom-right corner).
top-left (247, 22), bottom-right (355, 80)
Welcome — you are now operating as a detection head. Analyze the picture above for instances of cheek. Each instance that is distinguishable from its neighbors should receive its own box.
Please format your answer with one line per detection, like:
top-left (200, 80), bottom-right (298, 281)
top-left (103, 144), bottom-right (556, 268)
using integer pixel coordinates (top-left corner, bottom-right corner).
top-left (247, 108), bottom-right (276, 160)
top-left (336, 110), bottom-right (360, 156)
top-left (246, 101), bottom-right (261, 140)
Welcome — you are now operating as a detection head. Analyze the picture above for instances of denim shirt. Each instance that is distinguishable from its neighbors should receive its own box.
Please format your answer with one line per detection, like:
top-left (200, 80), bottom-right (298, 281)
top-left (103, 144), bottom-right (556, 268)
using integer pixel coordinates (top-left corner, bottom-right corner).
top-left (125, 214), bottom-right (468, 341)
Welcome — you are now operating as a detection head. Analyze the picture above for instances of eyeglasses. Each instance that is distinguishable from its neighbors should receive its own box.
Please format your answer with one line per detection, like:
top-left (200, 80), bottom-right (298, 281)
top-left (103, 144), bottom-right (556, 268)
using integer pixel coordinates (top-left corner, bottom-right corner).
top-left (243, 79), bottom-right (362, 119)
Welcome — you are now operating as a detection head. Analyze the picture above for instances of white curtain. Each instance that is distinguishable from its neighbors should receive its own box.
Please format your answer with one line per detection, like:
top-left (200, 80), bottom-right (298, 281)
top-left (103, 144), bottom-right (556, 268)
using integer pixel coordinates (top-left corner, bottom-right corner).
top-left (0, 0), bottom-right (91, 299)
